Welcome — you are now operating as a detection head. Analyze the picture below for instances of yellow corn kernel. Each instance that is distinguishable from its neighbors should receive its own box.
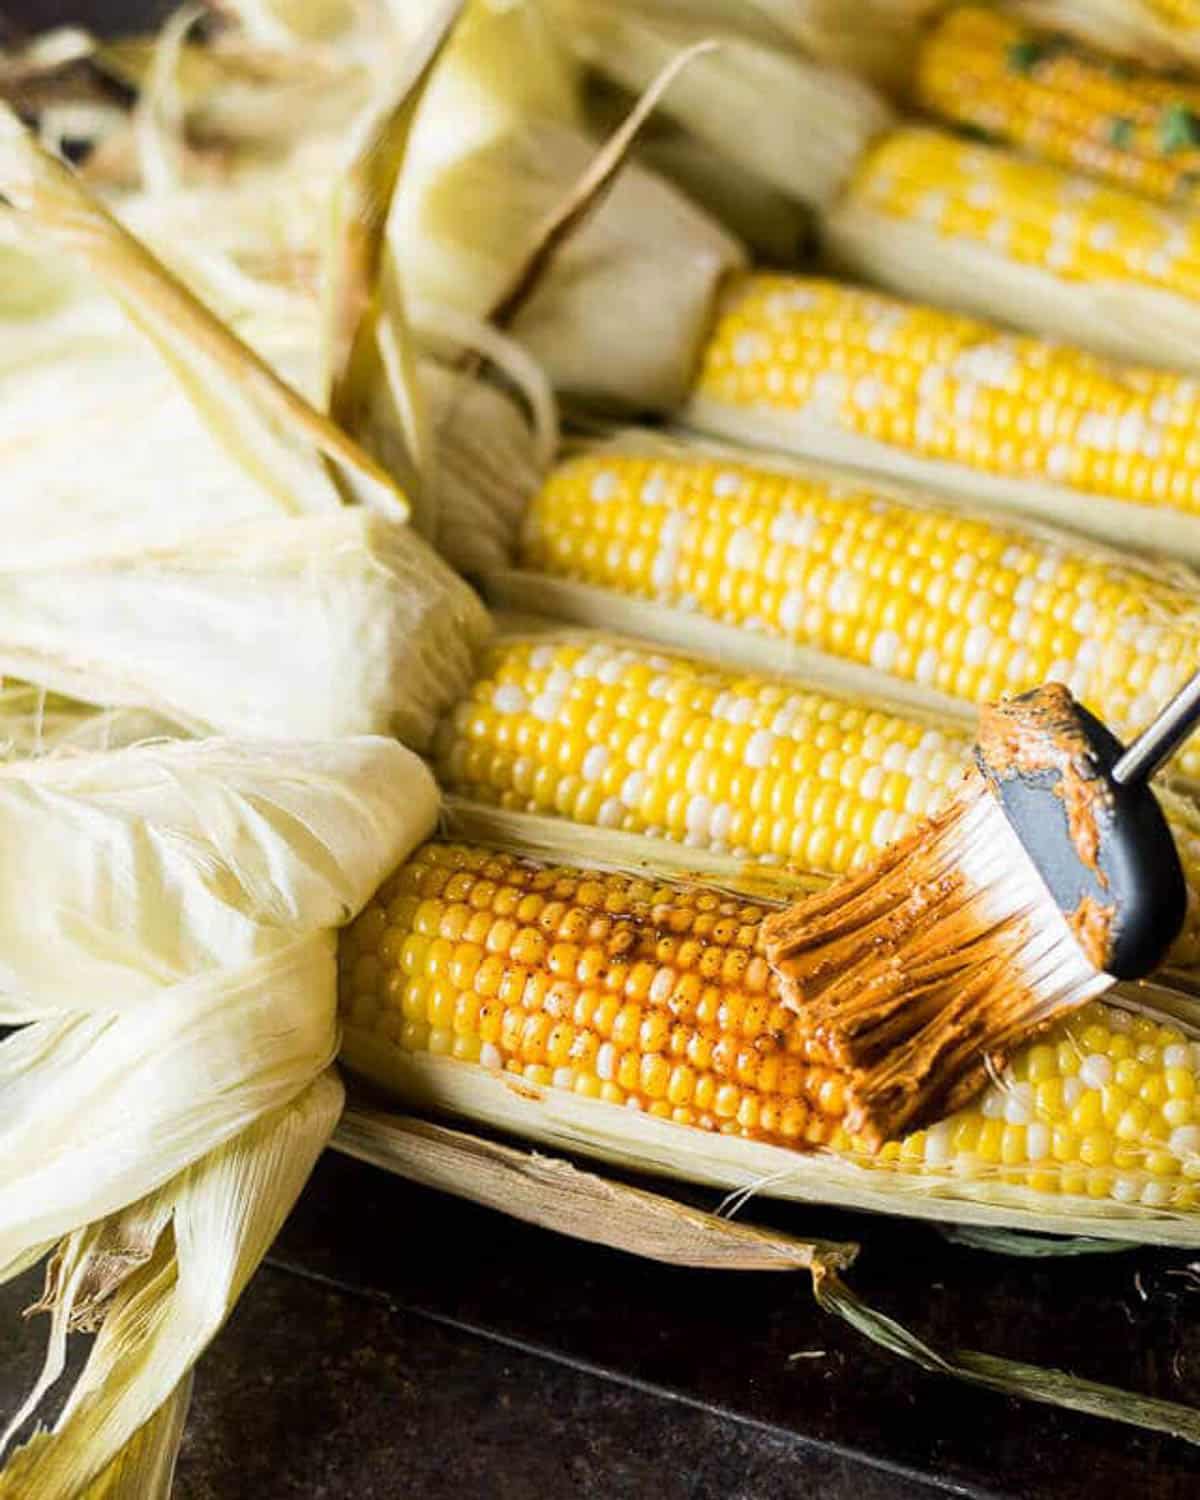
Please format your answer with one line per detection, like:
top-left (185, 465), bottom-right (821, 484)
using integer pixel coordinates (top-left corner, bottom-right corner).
top-left (848, 127), bottom-right (1200, 310)
top-left (916, 6), bottom-right (1200, 208)
top-left (344, 865), bottom-right (1200, 1212)
top-left (434, 637), bottom-right (1200, 968)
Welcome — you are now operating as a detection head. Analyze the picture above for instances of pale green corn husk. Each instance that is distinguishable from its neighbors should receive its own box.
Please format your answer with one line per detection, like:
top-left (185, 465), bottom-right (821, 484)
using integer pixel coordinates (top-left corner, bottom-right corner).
top-left (1013, 0), bottom-right (1200, 69)
top-left (391, 0), bottom-right (745, 412)
top-left (338, 1107), bottom-right (1200, 1444)
top-left (0, 107), bottom-right (491, 749)
top-left (0, 733), bottom-right (436, 1491)
top-left (543, 0), bottom-right (894, 212)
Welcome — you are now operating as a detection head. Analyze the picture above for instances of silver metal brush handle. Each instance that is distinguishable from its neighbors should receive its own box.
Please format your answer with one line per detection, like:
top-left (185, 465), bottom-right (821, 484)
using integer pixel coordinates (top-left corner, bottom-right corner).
top-left (1113, 669), bottom-right (1200, 787)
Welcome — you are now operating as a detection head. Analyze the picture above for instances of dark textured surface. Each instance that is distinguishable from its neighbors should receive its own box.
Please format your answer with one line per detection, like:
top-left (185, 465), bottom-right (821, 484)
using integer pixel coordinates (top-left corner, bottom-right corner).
top-left (7, 1146), bottom-right (1200, 1499)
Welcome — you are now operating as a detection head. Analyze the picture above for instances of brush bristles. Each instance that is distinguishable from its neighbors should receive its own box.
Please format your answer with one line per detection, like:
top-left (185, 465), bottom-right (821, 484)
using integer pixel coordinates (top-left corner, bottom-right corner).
top-left (763, 775), bottom-right (1110, 1144)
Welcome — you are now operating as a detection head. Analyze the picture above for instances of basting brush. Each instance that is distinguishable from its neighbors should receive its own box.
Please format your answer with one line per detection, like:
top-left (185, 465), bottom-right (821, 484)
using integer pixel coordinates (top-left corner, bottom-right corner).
top-left (763, 676), bottom-right (1200, 1148)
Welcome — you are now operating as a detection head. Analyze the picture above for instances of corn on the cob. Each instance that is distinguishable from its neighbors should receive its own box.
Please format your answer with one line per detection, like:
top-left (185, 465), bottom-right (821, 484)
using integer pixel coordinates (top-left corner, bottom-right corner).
top-left (686, 271), bottom-right (1200, 559)
top-left (513, 444), bottom-right (1200, 782)
top-left (340, 842), bottom-right (1200, 1217)
top-left (825, 125), bottom-right (1200, 373)
top-left (435, 632), bottom-right (1200, 970)
top-left (842, 128), bottom-right (1200, 296)
top-left (915, 6), bottom-right (1200, 205)
top-left (435, 633), bottom-right (969, 871)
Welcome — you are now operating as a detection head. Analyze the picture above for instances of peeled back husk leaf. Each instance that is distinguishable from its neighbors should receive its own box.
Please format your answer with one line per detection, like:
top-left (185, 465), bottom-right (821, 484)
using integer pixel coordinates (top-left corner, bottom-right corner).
top-left (0, 507), bottom-right (490, 751)
top-left (339, 1106), bottom-right (1200, 1445)
top-left (1, 1074), bottom-right (343, 1499)
top-left (0, 101), bottom-right (404, 520)
top-left (0, 108), bottom-right (491, 746)
top-left (0, 734), bottom-right (435, 1256)
top-left (0, 734), bottom-right (436, 1489)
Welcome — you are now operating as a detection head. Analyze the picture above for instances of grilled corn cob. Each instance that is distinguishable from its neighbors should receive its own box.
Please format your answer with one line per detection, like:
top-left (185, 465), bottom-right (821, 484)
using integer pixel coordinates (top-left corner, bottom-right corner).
top-left (685, 271), bottom-right (1200, 559)
top-left (435, 630), bottom-right (1200, 972)
top-left (825, 125), bottom-right (1200, 373)
top-left (500, 440), bottom-right (1200, 784)
top-left (340, 841), bottom-right (1200, 1234)
top-left (916, 6), bottom-right (1200, 204)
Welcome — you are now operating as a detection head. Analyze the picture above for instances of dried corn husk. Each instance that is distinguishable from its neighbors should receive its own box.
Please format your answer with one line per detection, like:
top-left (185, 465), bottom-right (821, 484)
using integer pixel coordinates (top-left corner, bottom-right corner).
top-left (543, 0), bottom-right (894, 211)
top-left (0, 733), bottom-right (436, 1491)
top-left (2, 1077), bottom-right (341, 1499)
top-left (0, 107), bottom-right (490, 748)
top-left (339, 1107), bottom-right (1200, 1444)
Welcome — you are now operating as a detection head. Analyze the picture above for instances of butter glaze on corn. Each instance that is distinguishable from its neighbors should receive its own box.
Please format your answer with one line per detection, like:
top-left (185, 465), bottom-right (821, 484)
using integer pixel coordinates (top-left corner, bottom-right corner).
top-left (848, 126), bottom-right (1200, 298)
top-left (519, 448), bottom-right (1200, 780)
top-left (341, 842), bottom-right (845, 1148)
top-left (341, 845), bottom-right (1200, 1208)
top-left (917, 6), bottom-right (1200, 206)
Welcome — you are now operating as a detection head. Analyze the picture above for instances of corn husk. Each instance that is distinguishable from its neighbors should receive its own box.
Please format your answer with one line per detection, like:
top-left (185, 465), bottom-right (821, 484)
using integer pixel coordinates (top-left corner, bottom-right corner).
top-left (338, 1107), bottom-right (1200, 1445)
top-left (823, 132), bottom-right (1200, 378)
top-left (543, 0), bottom-right (894, 212)
top-left (80, 1375), bottom-right (192, 1500)
top-left (0, 733), bottom-right (436, 1490)
top-left (323, 0), bottom-right (466, 529)
top-left (547, 0), bottom-right (938, 94)
top-left (0, 511), bottom-right (487, 747)
top-left (95, 25), bottom-right (373, 158)
top-left (1014, 0), bottom-right (1200, 70)
top-left (391, 0), bottom-right (745, 412)
top-left (2, 1076), bottom-right (342, 1498)
top-left (421, 356), bottom-right (549, 577)
top-left (633, 129), bottom-right (815, 265)
top-left (208, 0), bottom-right (386, 51)
top-left (0, 108), bottom-right (491, 748)
top-left (341, 805), bottom-right (1200, 1247)
top-left (0, 686), bottom-right (180, 761)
